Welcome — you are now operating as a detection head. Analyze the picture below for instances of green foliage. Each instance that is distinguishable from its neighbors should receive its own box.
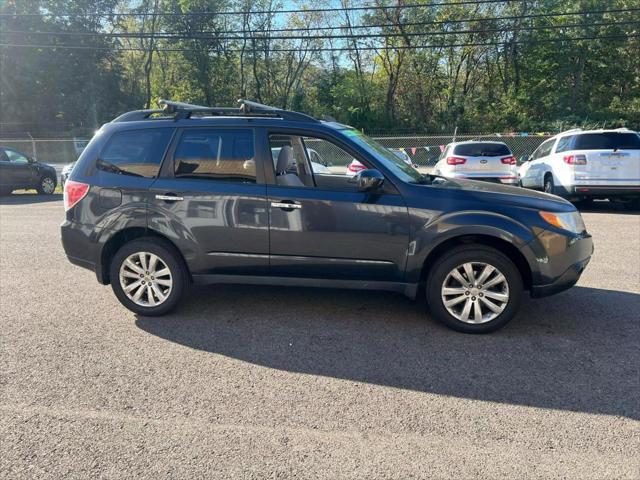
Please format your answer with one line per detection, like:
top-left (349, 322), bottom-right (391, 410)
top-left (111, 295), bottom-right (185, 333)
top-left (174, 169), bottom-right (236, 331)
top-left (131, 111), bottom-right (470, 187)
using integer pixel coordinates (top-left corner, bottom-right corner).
top-left (1, 0), bottom-right (639, 135)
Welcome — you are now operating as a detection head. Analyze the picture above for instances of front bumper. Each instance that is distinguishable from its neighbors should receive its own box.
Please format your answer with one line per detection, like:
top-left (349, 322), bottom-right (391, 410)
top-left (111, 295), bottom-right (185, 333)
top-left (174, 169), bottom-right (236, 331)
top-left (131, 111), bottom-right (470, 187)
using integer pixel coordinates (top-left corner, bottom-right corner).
top-left (528, 229), bottom-right (594, 298)
top-left (531, 256), bottom-right (591, 297)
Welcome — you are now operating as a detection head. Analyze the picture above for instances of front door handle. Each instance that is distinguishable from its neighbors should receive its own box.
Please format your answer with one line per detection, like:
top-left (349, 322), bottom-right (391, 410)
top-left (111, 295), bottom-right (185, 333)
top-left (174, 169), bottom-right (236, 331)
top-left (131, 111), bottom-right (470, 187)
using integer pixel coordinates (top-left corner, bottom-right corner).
top-left (155, 194), bottom-right (184, 202)
top-left (271, 201), bottom-right (302, 210)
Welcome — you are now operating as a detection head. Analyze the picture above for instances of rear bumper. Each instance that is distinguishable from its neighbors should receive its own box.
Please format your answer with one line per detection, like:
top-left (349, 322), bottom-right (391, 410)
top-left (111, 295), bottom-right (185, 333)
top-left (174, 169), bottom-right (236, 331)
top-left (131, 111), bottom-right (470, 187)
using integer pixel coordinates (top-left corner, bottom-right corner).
top-left (557, 184), bottom-right (640, 198)
top-left (61, 219), bottom-right (105, 283)
top-left (446, 173), bottom-right (518, 184)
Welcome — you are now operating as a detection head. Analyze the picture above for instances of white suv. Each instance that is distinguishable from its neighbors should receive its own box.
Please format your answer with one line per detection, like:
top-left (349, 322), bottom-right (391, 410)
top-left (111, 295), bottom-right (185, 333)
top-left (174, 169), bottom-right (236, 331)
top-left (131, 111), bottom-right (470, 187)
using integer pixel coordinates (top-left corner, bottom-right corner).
top-left (433, 141), bottom-right (518, 185)
top-left (518, 128), bottom-right (640, 207)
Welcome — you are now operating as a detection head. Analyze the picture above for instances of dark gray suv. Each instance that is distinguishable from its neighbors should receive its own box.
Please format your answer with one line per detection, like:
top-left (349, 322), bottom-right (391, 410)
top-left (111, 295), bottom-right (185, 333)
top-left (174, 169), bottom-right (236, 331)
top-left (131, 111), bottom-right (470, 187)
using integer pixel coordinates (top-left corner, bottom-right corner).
top-left (61, 100), bottom-right (593, 333)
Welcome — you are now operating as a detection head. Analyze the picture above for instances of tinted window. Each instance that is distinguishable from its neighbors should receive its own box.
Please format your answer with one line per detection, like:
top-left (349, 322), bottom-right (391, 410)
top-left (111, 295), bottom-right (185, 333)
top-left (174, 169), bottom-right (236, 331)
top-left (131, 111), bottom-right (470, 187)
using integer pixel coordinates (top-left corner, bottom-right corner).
top-left (99, 128), bottom-right (173, 178)
top-left (174, 129), bottom-right (255, 183)
top-left (574, 132), bottom-right (640, 150)
top-left (453, 143), bottom-right (511, 157)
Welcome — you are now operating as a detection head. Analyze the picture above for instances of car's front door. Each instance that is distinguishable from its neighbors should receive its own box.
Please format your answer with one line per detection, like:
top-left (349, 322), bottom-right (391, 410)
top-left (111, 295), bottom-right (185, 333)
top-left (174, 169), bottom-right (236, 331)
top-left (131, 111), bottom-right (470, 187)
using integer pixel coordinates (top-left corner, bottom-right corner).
top-left (263, 130), bottom-right (410, 282)
top-left (3, 148), bottom-right (37, 186)
top-left (521, 139), bottom-right (555, 189)
top-left (148, 127), bottom-right (269, 275)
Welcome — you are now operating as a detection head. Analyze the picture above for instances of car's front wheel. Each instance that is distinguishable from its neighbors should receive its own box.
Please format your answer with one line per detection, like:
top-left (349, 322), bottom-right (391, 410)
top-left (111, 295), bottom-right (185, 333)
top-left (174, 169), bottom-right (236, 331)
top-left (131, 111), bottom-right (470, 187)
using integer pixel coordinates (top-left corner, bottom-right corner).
top-left (426, 245), bottom-right (523, 333)
top-left (110, 238), bottom-right (188, 316)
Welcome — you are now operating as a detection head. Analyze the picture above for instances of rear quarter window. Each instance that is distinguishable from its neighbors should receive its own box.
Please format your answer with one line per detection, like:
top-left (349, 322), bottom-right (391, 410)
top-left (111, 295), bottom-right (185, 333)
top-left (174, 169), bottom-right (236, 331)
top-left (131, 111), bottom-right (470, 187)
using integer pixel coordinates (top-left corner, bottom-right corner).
top-left (98, 128), bottom-right (174, 178)
top-left (453, 143), bottom-right (511, 156)
top-left (574, 133), bottom-right (640, 150)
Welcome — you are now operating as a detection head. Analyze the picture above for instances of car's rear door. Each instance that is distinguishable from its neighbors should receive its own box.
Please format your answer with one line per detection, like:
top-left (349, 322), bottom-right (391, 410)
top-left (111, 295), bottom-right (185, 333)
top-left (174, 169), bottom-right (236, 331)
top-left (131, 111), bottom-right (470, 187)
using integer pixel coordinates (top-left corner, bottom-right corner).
top-left (263, 128), bottom-right (410, 282)
top-left (148, 127), bottom-right (269, 276)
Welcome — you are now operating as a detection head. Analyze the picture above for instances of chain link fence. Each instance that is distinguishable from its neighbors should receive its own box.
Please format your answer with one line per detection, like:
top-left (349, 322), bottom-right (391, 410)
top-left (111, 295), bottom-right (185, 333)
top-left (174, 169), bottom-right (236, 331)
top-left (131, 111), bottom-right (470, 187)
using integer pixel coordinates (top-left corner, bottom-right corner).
top-left (372, 133), bottom-right (553, 168)
top-left (0, 133), bottom-right (553, 167)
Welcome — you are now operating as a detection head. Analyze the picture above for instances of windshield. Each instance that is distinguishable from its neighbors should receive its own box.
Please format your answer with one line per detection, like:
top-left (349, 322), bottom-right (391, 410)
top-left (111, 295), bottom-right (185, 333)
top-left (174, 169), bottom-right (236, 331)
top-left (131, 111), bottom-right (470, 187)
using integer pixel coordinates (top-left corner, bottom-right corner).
top-left (338, 128), bottom-right (423, 183)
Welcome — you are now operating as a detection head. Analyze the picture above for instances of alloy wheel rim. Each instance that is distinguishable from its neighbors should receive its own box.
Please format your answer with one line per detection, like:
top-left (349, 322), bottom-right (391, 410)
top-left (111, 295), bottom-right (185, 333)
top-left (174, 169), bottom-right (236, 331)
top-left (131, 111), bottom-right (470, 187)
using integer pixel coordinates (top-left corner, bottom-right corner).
top-left (119, 252), bottom-right (173, 307)
top-left (42, 177), bottom-right (55, 194)
top-left (441, 262), bottom-right (509, 324)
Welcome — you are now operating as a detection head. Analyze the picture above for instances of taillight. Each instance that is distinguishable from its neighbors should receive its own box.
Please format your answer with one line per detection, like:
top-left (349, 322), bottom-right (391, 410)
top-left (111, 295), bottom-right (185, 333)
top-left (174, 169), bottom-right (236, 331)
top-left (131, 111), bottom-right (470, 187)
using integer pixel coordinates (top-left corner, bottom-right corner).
top-left (500, 156), bottom-right (516, 165)
top-left (563, 155), bottom-right (587, 165)
top-left (64, 180), bottom-right (90, 211)
top-left (348, 161), bottom-right (366, 173)
top-left (446, 156), bottom-right (466, 165)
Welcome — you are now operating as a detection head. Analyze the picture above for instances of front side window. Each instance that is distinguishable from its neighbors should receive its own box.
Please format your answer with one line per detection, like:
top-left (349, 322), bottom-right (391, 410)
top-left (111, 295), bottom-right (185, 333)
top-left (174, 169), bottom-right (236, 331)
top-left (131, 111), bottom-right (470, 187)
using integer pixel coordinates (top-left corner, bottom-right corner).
top-left (5, 149), bottom-right (29, 164)
top-left (269, 133), bottom-right (381, 191)
top-left (174, 129), bottom-right (256, 183)
top-left (98, 128), bottom-right (174, 178)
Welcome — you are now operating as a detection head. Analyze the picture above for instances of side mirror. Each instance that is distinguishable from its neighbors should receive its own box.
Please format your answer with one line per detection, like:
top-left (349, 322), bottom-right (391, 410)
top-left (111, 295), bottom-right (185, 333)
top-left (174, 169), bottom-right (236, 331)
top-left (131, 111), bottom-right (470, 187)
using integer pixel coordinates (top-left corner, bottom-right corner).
top-left (519, 154), bottom-right (530, 164)
top-left (353, 169), bottom-right (384, 192)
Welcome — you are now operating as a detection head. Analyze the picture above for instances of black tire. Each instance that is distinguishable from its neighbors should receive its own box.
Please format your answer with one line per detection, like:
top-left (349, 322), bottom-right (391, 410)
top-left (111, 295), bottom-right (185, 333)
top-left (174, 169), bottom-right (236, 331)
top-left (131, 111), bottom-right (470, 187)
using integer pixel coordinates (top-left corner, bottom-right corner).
top-left (426, 245), bottom-right (523, 334)
top-left (36, 175), bottom-right (56, 195)
top-left (109, 237), bottom-right (189, 316)
top-left (543, 174), bottom-right (554, 194)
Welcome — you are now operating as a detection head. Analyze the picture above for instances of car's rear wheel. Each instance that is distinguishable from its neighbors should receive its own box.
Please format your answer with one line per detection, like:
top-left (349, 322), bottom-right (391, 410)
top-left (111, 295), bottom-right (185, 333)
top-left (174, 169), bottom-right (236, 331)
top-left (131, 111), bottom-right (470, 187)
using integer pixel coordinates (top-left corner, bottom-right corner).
top-left (426, 245), bottom-right (523, 333)
top-left (37, 175), bottom-right (56, 194)
top-left (110, 238), bottom-right (188, 316)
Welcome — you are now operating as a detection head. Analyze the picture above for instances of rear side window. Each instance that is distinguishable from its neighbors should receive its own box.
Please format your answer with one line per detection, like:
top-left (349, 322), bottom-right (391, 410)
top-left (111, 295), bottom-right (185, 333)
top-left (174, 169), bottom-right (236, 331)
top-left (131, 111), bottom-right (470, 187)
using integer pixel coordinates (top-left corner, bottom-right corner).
top-left (98, 128), bottom-right (174, 178)
top-left (574, 133), bottom-right (640, 150)
top-left (555, 136), bottom-right (574, 153)
top-left (174, 129), bottom-right (256, 183)
top-left (453, 143), bottom-right (511, 157)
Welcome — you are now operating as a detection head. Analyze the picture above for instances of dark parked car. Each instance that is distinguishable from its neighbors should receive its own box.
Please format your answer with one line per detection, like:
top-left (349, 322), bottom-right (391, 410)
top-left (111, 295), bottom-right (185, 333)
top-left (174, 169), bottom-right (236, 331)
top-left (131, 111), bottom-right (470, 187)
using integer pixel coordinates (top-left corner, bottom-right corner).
top-left (0, 147), bottom-right (57, 195)
top-left (61, 100), bottom-right (593, 333)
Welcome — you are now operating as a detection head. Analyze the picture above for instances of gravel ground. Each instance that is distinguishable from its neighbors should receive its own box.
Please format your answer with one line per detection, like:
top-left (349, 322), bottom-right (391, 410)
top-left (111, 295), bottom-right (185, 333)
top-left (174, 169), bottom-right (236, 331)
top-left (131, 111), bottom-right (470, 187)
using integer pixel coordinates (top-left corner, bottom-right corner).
top-left (1, 195), bottom-right (638, 479)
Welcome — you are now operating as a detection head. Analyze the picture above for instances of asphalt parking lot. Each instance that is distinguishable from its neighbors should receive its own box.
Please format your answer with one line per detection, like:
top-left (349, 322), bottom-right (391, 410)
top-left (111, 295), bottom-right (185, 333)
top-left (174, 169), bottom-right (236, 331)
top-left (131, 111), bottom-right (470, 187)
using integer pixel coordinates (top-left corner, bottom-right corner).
top-left (1, 195), bottom-right (638, 479)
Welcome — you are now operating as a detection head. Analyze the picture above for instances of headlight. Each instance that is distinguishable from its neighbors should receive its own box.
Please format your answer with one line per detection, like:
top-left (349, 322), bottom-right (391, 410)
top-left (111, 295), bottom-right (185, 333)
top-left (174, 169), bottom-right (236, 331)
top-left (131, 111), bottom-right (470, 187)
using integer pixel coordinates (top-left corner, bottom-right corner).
top-left (539, 211), bottom-right (586, 234)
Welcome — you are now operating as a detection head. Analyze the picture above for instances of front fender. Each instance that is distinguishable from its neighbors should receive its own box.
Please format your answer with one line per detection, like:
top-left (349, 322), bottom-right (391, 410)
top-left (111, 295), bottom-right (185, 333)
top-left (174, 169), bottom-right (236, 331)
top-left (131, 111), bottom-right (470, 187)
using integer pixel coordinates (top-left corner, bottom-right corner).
top-left (405, 209), bottom-right (538, 284)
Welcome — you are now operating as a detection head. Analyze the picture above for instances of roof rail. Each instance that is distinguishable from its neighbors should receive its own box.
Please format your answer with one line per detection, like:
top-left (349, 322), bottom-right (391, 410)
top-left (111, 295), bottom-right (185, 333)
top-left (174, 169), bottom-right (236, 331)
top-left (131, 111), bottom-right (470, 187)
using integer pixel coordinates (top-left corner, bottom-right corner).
top-left (111, 109), bottom-right (167, 123)
top-left (156, 98), bottom-right (319, 122)
top-left (111, 99), bottom-right (320, 123)
top-left (560, 128), bottom-right (583, 134)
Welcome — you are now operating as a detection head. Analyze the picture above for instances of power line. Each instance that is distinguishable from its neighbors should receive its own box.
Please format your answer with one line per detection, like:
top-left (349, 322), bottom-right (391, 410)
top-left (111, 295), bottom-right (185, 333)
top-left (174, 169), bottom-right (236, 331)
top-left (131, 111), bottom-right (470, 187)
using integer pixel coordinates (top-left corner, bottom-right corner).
top-left (2, 7), bottom-right (637, 36)
top-left (1, 34), bottom-right (636, 54)
top-left (3, 20), bottom-right (638, 42)
top-left (0, 0), bottom-right (515, 18)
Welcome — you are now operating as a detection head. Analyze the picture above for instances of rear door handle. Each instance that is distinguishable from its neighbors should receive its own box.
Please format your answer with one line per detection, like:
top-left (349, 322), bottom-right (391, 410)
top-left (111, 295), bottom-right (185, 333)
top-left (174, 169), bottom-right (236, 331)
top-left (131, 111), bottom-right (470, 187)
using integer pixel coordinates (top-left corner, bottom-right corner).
top-left (155, 194), bottom-right (184, 202)
top-left (271, 201), bottom-right (302, 210)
